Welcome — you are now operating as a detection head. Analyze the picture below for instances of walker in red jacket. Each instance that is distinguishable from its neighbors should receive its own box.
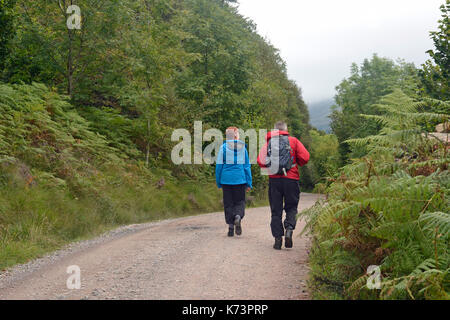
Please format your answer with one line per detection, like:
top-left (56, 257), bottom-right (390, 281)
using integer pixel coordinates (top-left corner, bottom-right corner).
top-left (257, 127), bottom-right (310, 250)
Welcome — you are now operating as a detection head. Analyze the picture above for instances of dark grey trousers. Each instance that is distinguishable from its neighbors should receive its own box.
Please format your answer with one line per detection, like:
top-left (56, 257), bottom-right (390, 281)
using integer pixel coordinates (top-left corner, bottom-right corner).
top-left (222, 184), bottom-right (246, 225)
top-left (268, 178), bottom-right (300, 238)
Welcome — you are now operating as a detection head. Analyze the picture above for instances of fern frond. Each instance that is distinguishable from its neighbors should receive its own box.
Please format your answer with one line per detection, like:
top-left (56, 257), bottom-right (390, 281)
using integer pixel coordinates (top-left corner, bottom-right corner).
top-left (419, 212), bottom-right (450, 235)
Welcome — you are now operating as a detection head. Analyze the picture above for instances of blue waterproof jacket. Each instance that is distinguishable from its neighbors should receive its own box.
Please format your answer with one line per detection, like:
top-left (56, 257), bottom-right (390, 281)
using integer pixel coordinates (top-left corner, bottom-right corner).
top-left (215, 140), bottom-right (252, 189)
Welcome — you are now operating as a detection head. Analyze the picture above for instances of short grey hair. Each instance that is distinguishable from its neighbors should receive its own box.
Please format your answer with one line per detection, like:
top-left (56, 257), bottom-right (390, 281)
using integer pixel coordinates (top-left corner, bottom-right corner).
top-left (274, 121), bottom-right (287, 131)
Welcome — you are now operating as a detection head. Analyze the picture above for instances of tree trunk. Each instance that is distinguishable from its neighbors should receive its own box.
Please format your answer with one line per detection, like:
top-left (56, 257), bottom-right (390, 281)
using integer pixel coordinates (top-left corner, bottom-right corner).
top-left (67, 33), bottom-right (73, 97)
top-left (67, 0), bottom-right (74, 97)
top-left (204, 46), bottom-right (208, 75)
top-left (145, 118), bottom-right (150, 167)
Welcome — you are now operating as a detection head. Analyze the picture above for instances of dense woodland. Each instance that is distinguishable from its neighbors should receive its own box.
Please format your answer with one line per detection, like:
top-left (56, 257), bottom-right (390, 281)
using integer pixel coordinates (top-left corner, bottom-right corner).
top-left (0, 0), bottom-right (312, 170)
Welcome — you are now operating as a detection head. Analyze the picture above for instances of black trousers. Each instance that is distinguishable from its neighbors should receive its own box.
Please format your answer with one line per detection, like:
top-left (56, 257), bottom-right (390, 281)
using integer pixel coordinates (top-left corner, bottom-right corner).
top-left (222, 184), bottom-right (246, 225)
top-left (268, 178), bottom-right (300, 238)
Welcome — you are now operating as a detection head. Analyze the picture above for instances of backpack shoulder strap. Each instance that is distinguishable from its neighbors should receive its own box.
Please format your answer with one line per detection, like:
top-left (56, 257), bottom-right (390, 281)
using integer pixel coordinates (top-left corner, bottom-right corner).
top-left (288, 136), bottom-right (296, 164)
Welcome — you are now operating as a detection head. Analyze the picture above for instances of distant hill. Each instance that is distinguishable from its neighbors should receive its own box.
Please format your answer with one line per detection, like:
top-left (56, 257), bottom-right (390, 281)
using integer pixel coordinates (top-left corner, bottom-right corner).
top-left (308, 98), bottom-right (335, 133)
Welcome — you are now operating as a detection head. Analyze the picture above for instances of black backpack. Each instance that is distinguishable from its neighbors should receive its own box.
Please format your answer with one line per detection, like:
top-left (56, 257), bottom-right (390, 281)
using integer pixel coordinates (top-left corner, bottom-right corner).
top-left (265, 135), bottom-right (295, 175)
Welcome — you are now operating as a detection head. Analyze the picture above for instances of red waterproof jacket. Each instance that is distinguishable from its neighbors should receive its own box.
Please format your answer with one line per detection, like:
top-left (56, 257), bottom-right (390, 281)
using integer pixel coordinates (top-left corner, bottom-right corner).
top-left (257, 130), bottom-right (310, 181)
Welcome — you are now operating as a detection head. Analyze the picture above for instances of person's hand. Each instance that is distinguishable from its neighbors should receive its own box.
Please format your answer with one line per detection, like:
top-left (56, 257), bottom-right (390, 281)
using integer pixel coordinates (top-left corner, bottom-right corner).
top-left (246, 187), bottom-right (251, 192)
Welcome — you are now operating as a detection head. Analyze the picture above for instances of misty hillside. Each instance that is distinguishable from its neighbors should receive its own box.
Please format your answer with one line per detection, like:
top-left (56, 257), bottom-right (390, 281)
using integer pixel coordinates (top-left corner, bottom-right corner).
top-left (308, 98), bottom-right (334, 132)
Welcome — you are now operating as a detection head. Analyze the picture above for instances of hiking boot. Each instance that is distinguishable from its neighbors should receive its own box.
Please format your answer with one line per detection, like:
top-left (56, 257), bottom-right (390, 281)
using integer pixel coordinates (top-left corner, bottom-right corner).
top-left (234, 215), bottom-right (242, 236)
top-left (285, 228), bottom-right (293, 248)
top-left (273, 237), bottom-right (282, 250)
top-left (228, 228), bottom-right (234, 237)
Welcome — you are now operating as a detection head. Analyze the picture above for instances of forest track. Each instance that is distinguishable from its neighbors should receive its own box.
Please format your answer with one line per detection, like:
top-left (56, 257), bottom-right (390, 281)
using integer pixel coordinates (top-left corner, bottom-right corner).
top-left (0, 193), bottom-right (323, 300)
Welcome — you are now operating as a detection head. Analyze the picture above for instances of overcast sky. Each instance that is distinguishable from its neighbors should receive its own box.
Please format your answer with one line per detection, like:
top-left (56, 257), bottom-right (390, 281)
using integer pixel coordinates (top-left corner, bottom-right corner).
top-left (237, 0), bottom-right (444, 104)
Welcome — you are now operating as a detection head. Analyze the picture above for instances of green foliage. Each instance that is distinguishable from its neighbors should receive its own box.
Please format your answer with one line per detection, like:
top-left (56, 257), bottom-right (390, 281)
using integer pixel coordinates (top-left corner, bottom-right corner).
top-left (330, 55), bottom-right (421, 163)
top-left (308, 129), bottom-right (340, 192)
top-left (302, 91), bottom-right (450, 300)
top-left (346, 89), bottom-right (448, 151)
top-left (0, 0), bottom-right (16, 72)
top-left (330, 2), bottom-right (449, 169)
top-left (419, 0), bottom-right (450, 100)
top-left (0, 82), bottom-right (226, 270)
top-left (1, 0), bottom-right (311, 176)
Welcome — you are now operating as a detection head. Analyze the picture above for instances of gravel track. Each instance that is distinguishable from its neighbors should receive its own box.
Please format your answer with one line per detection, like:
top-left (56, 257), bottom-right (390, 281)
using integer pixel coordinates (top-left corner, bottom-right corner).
top-left (0, 193), bottom-right (322, 300)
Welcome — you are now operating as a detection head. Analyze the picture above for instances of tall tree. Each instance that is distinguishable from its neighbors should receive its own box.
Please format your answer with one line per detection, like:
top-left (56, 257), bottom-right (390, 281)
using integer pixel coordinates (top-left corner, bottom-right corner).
top-left (419, 0), bottom-right (450, 100)
top-left (5, 0), bottom-right (124, 99)
top-left (330, 55), bottom-right (420, 163)
top-left (0, 0), bottom-right (16, 73)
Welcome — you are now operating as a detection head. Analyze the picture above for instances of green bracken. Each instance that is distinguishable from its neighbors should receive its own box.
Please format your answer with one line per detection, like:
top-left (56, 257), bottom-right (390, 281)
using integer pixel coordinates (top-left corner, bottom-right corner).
top-left (301, 90), bottom-right (449, 300)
